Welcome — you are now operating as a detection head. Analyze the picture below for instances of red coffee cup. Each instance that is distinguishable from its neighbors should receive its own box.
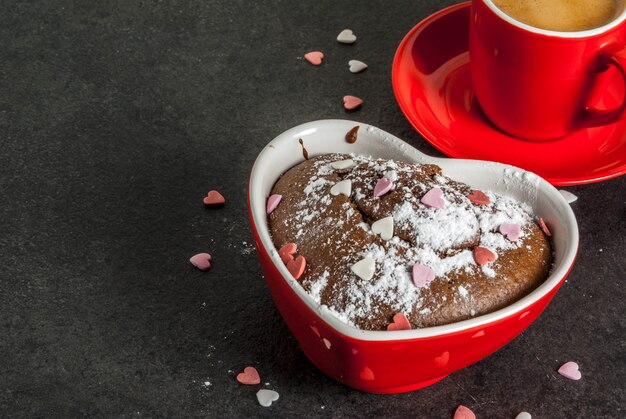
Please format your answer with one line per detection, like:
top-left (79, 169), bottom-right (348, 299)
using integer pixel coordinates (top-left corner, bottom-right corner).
top-left (470, 0), bottom-right (626, 140)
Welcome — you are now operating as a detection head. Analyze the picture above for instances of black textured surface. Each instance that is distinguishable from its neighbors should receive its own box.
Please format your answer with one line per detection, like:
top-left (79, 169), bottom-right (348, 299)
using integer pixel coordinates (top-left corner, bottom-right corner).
top-left (1, 1), bottom-right (624, 417)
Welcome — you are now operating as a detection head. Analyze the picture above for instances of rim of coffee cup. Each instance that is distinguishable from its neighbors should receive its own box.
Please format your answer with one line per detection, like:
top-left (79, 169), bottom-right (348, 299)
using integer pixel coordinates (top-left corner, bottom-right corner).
top-left (483, 0), bottom-right (626, 38)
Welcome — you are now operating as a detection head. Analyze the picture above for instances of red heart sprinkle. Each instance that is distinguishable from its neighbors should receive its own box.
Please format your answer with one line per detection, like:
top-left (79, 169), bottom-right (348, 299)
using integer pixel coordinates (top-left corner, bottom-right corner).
top-left (189, 253), bottom-right (212, 271)
top-left (538, 217), bottom-right (552, 236)
top-left (304, 50), bottom-right (324, 65)
top-left (343, 95), bottom-right (363, 110)
top-left (473, 246), bottom-right (496, 266)
top-left (236, 366), bottom-right (261, 385)
top-left (287, 255), bottom-right (306, 279)
top-left (387, 313), bottom-right (411, 331)
top-left (278, 243), bottom-right (297, 264)
top-left (203, 190), bottom-right (225, 206)
top-left (467, 190), bottom-right (490, 205)
top-left (454, 405), bottom-right (476, 419)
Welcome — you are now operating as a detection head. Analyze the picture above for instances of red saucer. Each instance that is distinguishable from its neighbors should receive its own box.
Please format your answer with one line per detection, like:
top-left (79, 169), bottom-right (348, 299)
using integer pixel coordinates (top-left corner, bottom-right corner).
top-left (392, 2), bottom-right (626, 186)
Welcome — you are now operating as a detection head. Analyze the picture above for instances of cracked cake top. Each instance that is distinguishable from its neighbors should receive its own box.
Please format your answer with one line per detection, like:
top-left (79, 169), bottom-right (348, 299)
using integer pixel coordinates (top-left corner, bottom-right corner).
top-left (268, 153), bottom-right (553, 331)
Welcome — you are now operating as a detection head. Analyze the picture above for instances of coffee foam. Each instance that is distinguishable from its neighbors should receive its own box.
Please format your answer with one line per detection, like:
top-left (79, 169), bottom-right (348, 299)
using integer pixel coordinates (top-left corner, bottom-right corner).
top-left (492, 0), bottom-right (625, 32)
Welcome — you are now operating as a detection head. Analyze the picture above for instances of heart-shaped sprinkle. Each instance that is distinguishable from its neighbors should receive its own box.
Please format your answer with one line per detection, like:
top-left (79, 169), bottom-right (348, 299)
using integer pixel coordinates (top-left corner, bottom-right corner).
top-left (203, 190), bottom-right (225, 206)
top-left (351, 257), bottom-right (375, 281)
top-left (559, 189), bottom-right (578, 204)
top-left (348, 59), bottom-right (368, 73)
top-left (236, 366), bottom-right (261, 385)
top-left (538, 217), bottom-right (552, 237)
top-left (373, 177), bottom-right (393, 197)
top-left (266, 194), bottom-right (282, 214)
top-left (387, 313), bottom-right (411, 331)
top-left (330, 159), bottom-right (355, 170)
top-left (516, 412), bottom-right (532, 419)
top-left (371, 216), bottom-right (394, 241)
top-left (412, 263), bottom-right (436, 288)
top-left (421, 187), bottom-right (445, 209)
top-left (330, 179), bottom-right (352, 197)
top-left (467, 189), bottom-right (490, 205)
top-left (473, 246), bottom-right (496, 266)
top-left (558, 361), bottom-right (581, 380)
top-left (190, 253), bottom-right (212, 271)
top-left (499, 223), bottom-right (521, 241)
top-left (434, 351), bottom-right (449, 368)
top-left (323, 338), bottom-right (331, 349)
top-left (304, 51), bottom-right (324, 65)
top-left (287, 255), bottom-right (306, 280)
top-left (256, 389), bottom-right (279, 407)
top-left (278, 243), bottom-right (297, 264)
top-left (337, 29), bottom-right (357, 44)
top-left (454, 405), bottom-right (476, 419)
top-left (343, 95), bottom-right (363, 110)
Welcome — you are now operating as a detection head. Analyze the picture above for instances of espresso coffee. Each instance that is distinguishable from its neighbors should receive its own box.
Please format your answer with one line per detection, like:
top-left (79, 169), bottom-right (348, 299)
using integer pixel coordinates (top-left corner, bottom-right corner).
top-left (491, 0), bottom-right (624, 31)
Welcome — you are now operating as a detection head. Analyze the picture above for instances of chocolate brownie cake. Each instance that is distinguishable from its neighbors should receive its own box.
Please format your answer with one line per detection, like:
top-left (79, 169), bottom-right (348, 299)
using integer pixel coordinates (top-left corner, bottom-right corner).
top-left (268, 154), bottom-right (552, 331)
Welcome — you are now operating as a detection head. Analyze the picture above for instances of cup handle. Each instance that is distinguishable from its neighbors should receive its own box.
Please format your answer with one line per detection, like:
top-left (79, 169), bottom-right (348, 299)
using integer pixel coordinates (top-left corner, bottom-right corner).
top-left (577, 48), bottom-right (626, 129)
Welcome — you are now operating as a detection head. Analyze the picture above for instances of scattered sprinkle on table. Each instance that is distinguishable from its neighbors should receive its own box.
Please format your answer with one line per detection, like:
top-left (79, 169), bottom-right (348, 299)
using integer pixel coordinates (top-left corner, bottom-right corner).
top-left (304, 50), bottom-right (324, 65)
top-left (348, 59), bottom-right (368, 73)
top-left (236, 366), bottom-right (261, 385)
top-left (203, 190), bottom-right (225, 206)
top-left (256, 389), bottom-right (279, 407)
top-left (558, 361), bottom-right (581, 380)
top-left (336, 29), bottom-right (357, 44)
top-left (343, 95), bottom-right (363, 110)
top-left (189, 253), bottom-right (212, 271)
top-left (453, 405), bottom-right (476, 419)
top-left (516, 412), bottom-right (532, 419)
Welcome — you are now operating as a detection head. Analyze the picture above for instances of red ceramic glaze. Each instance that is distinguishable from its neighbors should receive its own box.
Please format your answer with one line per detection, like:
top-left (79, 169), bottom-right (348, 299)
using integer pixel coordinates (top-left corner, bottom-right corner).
top-left (248, 120), bottom-right (579, 394)
top-left (471, 0), bottom-right (626, 140)
top-left (392, 3), bottom-right (626, 185)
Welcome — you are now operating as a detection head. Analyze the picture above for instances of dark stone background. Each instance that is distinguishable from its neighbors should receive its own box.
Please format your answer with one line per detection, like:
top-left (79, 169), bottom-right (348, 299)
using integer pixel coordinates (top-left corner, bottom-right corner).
top-left (1, 0), bottom-right (624, 417)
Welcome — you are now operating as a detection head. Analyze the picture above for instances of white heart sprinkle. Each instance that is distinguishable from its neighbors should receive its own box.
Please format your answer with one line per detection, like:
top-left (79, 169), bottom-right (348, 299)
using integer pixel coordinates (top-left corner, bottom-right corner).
top-left (330, 159), bottom-right (355, 170)
top-left (371, 216), bottom-right (394, 241)
top-left (330, 179), bottom-right (352, 197)
top-left (515, 412), bottom-right (532, 419)
top-left (337, 29), bottom-right (357, 44)
top-left (348, 60), bottom-right (368, 73)
top-left (559, 189), bottom-right (578, 204)
top-left (351, 257), bottom-right (375, 281)
top-left (256, 389), bottom-right (279, 407)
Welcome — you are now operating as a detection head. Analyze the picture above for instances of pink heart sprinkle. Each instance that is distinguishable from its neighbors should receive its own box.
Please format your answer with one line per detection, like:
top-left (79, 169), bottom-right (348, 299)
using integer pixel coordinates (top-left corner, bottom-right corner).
top-left (454, 405), bottom-right (476, 419)
top-left (473, 246), bottom-right (496, 266)
top-left (343, 95), bottom-right (363, 110)
top-left (421, 187), bottom-right (445, 209)
top-left (412, 263), bottom-right (436, 288)
top-left (373, 177), bottom-right (393, 197)
top-left (558, 361), bottom-right (582, 380)
top-left (387, 313), bottom-right (411, 331)
top-left (189, 253), bottom-right (212, 271)
top-left (266, 194), bottom-right (282, 214)
top-left (304, 50), bottom-right (324, 65)
top-left (499, 223), bottom-right (521, 241)
top-left (236, 366), bottom-right (261, 385)
top-left (538, 217), bottom-right (552, 237)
